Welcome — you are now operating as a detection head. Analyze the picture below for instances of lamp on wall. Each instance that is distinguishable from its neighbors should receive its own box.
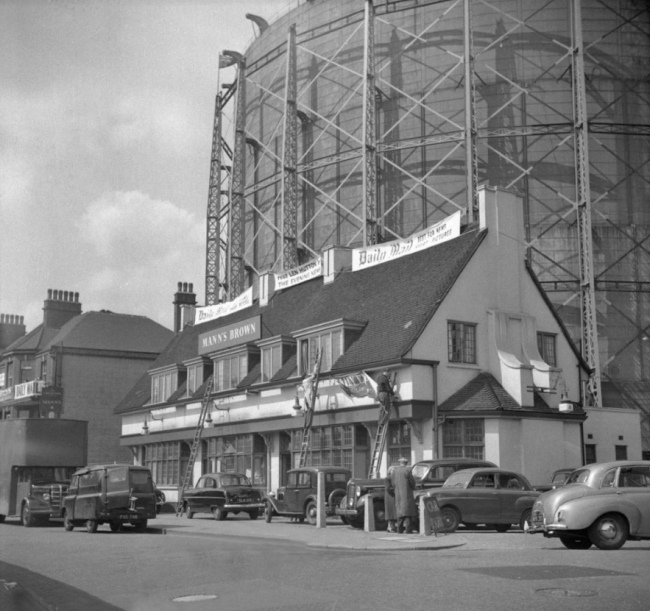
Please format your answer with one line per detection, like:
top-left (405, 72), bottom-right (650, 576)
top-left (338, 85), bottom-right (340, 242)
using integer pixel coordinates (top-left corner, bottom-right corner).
top-left (140, 411), bottom-right (165, 435)
top-left (292, 385), bottom-right (304, 417)
top-left (559, 392), bottom-right (574, 413)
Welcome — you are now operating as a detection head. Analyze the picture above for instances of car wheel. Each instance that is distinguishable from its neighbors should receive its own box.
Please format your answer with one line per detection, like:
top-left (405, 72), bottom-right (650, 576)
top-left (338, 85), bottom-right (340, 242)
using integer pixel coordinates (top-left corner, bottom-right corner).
top-left (560, 535), bottom-right (593, 550)
top-left (494, 524), bottom-right (510, 533)
top-left (63, 510), bottom-right (74, 532)
top-left (340, 515), bottom-right (350, 525)
top-left (440, 506), bottom-right (460, 533)
top-left (109, 522), bottom-right (122, 532)
top-left (212, 506), bottom-right (227, 521)
top-left (21, 504), bottom-right (36, 528)
top-left (185, 504), bottom-right (194, 519)
top-left (248, 509), bottom-right (259, 520)
top-left (373, 500), bottom-right (388, 531)
top-left (133, 520), bottom-right (147, 533)
top-left (588, 513), bottom-right (628, 550)
top-left (265, 502), bottom-right (273, 523)
top-left (519, 509), bottom-right (532, 532)
top-left (305, 500), bottom-right (318, 526)
top-left (86, 519), bottom-right (98, 534)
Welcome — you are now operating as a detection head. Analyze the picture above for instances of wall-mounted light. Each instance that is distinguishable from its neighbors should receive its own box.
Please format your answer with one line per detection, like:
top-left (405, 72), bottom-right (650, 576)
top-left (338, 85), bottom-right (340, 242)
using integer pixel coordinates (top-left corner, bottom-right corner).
top-left (292, 385), bottom-right (304, 417)
top-left (558, 392), bottom-right (574, 413)
top-left (140, 411), bottom-right (165, 435)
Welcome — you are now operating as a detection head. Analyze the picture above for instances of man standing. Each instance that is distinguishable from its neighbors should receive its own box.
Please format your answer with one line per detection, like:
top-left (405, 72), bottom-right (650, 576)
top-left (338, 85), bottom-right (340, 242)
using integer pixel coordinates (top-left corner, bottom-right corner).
top-left (376, 369), bottom-right (394, 414)
top-left (390, 457), bottom-right (417, 533)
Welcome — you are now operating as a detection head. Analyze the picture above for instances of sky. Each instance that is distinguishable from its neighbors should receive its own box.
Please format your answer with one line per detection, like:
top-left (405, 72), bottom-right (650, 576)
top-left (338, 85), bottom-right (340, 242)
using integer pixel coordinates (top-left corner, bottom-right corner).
top-left (0, 0), bottom-right (291, 333)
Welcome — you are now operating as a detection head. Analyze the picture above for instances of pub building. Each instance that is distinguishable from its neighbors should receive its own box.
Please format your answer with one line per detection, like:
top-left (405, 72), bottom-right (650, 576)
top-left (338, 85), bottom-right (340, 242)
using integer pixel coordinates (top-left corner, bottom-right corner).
top-left (116, 187), bottom-right (640, 505)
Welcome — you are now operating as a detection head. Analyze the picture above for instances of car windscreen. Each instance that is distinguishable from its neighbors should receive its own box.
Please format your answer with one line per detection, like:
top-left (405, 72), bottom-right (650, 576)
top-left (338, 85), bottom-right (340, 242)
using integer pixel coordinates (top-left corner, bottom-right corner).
top-left (221, 475), bottom-right (251, 487)
top-left (411, 464), bottom-right (428, 479)
top-left (565, 468), bottom-right (590, 485)
top-left (442, 472), bottom-right (470, 488)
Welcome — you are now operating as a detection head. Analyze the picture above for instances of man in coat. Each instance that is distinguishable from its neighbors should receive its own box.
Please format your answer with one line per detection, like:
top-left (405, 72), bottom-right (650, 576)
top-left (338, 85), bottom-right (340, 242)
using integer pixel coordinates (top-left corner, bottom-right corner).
top-left (376, 369), bottom-right (394, 414)
top-left (390, 457), bottom-right (417, 533)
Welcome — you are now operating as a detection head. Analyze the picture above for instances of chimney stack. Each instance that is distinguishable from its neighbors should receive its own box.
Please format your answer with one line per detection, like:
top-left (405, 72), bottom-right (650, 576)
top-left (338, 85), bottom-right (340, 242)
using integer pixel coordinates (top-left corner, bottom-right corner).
top-left (173, 282), bottom-right (197, 332)
top-left (0, 314), bottom-right (26, 350)
top-left (43, 289), bottom-right (82, 329)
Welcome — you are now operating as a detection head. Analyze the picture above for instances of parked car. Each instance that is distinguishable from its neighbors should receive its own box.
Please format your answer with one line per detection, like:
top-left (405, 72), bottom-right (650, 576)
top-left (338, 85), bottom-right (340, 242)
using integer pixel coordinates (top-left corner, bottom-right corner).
top-left (62, 464), bottom-right (156, 533)
top-left (265, 466), bottom-right (350, 525)
top-left (528, 460), bottom-right (650, 550)
top-left (336, 458), bottom-right (497, 530)
top-left (181, 472), bottom-right (265, 521)
top-left (425, 467), bottom-right (540, 533)
top-left (533, 468), bottom-right (576, 493)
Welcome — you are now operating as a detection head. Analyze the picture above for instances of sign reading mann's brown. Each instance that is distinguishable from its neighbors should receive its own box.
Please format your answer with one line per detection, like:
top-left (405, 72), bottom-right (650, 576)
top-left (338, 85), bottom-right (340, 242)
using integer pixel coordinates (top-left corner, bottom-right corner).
top-left (198, 315), bottom-right (261, 355)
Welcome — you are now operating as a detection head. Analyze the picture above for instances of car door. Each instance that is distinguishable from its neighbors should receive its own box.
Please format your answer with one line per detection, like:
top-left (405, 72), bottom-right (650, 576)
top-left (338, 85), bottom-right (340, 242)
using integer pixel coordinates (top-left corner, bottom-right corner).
top-left (462, 472), bottom-right (500, 523)
top-left (617, 465), bottom-right (650, 536)
top-left (290, 472), bottom-right (312, 513)
top-left (197, 476), bottom-right (216, 512)
top-left (497, 472), bottom-right (527, 523)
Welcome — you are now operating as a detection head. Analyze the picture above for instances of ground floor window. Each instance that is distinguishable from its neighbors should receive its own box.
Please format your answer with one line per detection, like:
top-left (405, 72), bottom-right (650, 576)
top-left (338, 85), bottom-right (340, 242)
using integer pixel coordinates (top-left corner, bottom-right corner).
top-left (144, 442), bottom-right (183, 486)
top-left (206, 434), bottom-right (267, 486)
top-left (291, 424), bottom-right (356, 471)
top-left (387, 421), bottom-right (412, 466)
top-left (443, 419), bottom-right (485, 459)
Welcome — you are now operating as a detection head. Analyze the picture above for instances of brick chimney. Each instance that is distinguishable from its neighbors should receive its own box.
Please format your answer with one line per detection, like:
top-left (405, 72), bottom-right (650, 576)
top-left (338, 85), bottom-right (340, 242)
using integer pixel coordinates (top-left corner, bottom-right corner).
top-left (43, 289), bottom-right (82, 329)
top-left (0, 314), bottom-right (26, 350)
top-left (173, 282), bottom-right (197, 332)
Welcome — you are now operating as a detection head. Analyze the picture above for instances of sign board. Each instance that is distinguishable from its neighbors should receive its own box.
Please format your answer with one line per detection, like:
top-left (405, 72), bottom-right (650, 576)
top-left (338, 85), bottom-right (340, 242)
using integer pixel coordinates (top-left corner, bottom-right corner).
top-left (194, 287), bottom-right (253, 326)
top-left (275, 258), bottom-right (322, 290)
top-left (40, 386), bottom-right (63, 418)
top-left (198, 315), bottom-right (261, 355)
top-left (421, 494), bottom-right (445, 536)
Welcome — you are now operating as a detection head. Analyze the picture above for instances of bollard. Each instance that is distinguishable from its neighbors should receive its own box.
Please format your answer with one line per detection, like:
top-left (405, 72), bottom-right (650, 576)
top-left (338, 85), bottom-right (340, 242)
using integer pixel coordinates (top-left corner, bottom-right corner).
top-left (316, 471), bottom-right (326, 528)
top-left (364, 496), bottom-right (375, 532)
top-left (419, 495), bottom-right (431, 536)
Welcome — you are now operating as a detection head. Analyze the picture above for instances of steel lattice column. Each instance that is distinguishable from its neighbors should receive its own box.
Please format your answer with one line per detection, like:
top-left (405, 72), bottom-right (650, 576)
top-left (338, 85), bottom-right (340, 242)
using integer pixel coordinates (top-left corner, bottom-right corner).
top-left (464, 0), bottom-right (479, 222)
top-left (362, 0), bottom-right (378, 246)
top-left (282, 24), bottom-right (299, 271)
top-left (228, 52), bottom-right (247, 298)
top-left (571, 0), bottom-right (602, 407)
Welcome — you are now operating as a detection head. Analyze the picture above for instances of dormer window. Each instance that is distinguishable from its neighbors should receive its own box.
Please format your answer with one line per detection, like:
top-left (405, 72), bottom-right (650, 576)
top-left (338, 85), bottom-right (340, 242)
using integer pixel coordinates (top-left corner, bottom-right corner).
top-left (257, 336), bottom-right (296, 383)
top-left (183, 358), bottom-right (210, 396)
top-left (211, 345), bottom-right (260, 392)
top-left (294, 319), bottom-right (366, 375)
top-left (151, 370), bottom-right (177, 405)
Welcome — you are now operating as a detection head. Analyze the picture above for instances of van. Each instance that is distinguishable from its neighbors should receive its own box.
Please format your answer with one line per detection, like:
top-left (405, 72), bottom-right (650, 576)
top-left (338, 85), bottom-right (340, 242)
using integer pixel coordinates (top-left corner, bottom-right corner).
top-left (62, 464), bottom-right (156, 533)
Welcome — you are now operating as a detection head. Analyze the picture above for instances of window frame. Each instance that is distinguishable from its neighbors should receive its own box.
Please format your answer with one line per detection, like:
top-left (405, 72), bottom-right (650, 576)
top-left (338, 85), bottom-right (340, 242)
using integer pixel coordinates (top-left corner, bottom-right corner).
top-left (442, 419), bottom-right (485, 459)
top-left (447, 321), bottom-right (477, 364)
top-left (537, 332), bottom-right (557, 367)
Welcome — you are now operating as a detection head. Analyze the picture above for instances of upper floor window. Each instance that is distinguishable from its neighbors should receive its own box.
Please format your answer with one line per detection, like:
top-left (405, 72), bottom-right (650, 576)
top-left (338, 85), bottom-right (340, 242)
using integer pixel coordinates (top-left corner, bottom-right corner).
top-left (261, 344), bottom-right (282, 382)
top-left (187, 364), bottom-right (203, 395)
top-left (214, 353), bottom-right (247, 392)
top-left (151, 370), bottom-right (178, 405)
top-left (448, 321), bottom-right (477, 364)
top-left (537, 332), bottom-right (557, 367)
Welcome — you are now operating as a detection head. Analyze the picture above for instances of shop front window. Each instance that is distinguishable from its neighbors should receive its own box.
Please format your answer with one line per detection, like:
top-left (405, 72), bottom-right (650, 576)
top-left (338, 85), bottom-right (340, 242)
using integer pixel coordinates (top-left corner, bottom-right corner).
top-left (207, 434), bottom-right (266, 486)
top-left (387, 421), bottom-right (412, 466)
top-left (443, 419), bottom-right (484, 459)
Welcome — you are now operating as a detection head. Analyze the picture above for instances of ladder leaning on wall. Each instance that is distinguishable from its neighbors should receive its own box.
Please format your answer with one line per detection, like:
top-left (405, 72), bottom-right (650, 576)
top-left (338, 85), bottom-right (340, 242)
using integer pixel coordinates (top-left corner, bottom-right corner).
top-left (175, 376), bottom-right (214, 517)
top-left (297, 348), bottom-right (322, 468)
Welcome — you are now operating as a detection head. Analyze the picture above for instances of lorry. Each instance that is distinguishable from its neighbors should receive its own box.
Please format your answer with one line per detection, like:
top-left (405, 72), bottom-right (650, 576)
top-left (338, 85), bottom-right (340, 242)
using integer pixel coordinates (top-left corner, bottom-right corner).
top-left (0, 418), bottom-right (88, 526)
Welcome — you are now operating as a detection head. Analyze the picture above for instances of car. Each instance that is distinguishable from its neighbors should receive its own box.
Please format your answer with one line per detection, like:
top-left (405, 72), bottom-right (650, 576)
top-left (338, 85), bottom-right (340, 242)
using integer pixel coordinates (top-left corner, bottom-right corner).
top-left (153, 484), bottom-right (166, 514)
top-left (528, 460), bottom-right (650, 550)
top-left (336, 458), bottom-right (497, 530)
top-left (424, 467), bottom-right (540, 533)
top-left (181, 472), bottom-right (266, 521)
top-left (265, 466), bottom-right (350, 526)
top-left (62, 464), bottom-right (156, 533)
top-left (533, 468), bottom-right (576, 493)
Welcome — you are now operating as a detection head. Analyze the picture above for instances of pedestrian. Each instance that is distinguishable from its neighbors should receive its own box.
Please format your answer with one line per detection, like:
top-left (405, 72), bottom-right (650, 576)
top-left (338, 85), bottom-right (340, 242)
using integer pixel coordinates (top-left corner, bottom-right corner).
top-left (390, 456), bottom-right (417, 533)
top-left (376, 369), bottom-right (394, 414)
top-left (384, 465), bottom-right (397, 533)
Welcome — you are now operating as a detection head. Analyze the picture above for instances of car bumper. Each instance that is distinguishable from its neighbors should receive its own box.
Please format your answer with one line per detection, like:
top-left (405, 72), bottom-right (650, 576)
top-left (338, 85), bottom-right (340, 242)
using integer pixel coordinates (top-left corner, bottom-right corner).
top-left (223, 502), bottom-right (266, 512)
top-left (528, 522), bottom-right (568, 534)
top-left (335, 508), bottom-right (359, 518)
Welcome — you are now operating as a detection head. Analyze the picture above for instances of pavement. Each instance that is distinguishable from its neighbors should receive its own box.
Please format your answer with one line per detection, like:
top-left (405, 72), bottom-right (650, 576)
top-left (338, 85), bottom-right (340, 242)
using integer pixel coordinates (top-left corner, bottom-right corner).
top-left (150, 510), bottom-right (467, 551)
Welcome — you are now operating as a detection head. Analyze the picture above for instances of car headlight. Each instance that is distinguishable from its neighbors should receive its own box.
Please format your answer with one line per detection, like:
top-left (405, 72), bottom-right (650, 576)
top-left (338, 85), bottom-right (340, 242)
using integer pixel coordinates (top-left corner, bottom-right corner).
top-left (355, 485), bottom-right (361, 498)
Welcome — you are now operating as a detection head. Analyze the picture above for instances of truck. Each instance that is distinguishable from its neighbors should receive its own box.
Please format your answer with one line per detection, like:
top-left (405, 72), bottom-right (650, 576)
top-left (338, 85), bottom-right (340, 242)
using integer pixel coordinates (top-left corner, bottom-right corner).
top-left (0, 418), bottom-right (88, 526)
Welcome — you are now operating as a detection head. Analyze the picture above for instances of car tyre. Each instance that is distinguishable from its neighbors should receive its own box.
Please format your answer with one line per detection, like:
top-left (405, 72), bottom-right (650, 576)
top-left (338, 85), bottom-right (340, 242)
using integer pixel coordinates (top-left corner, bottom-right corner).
top-left (494, 524), bottom-right (510, 533)
top-left (588, 513), bottom-right (628, 550)
top-left (185, 504), bottom-right (194, 519)
top-left (264, 502), bottom-right (273, 523)
top-left (213, 506), bottom-right (227, 521)
top-left (440, 506), bottom-right (460, 533)
top-left (248, 509), bottom-right (259, 520)
top-left (519, 509), bottom-right (532, 532)
top-left (305, 500), bottom-right (318, 526)
top-left (63, 510), bottom-right (74, 532)
top-left (109, 522), bottom-right (122, 532)
top-left (133, 519), bottom-right (147, 533)
top-left (560, 535), bottom-right (593, 549)
top-left (21, 504), bottom-right (36, 528)
top-left (86, 519), bottom-right (98, 533)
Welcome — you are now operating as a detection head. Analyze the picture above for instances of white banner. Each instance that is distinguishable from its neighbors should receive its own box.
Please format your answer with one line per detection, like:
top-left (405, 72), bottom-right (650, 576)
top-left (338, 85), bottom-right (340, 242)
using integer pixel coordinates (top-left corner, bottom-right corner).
top-left (194, 287), bottom-right (253, 326)
top-left (352, 211), bottom-right (462, 272)
top-left (275, 258), bottom-right (322, 290)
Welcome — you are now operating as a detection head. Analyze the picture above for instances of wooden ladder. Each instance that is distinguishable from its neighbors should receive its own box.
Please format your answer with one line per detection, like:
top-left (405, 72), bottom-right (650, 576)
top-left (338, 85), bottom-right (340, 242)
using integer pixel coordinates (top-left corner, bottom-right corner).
top-left (298, 349), bottom-right (322, 468)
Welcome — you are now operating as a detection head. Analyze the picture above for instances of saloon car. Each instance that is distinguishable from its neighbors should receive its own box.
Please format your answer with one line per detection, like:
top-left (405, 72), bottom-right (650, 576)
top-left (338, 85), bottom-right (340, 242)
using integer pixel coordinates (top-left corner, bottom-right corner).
top-left (533, 468), bottom-right (576, 493)
top-left (181, 472), bottom-right (266, 521)
top-left (427, 467), bottom-right (540, 532)
top-left (265, 466), bottom-right (350, 525)
top-left (528, 460), bottom-right (650, 550)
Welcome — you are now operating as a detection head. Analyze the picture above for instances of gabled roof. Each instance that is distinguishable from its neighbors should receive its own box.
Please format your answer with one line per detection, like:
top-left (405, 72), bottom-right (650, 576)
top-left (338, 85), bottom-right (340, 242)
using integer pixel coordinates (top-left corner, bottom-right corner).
top-left (41, 311), bottom-right (173, 354)
top-left (2, 324), bottom-right (60, 354)
top-left (116, 223), bottom-right (486, 414)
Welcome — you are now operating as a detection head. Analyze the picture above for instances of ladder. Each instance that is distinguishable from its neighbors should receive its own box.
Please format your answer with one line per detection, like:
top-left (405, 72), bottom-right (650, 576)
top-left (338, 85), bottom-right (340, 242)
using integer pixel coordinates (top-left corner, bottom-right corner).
top-left (368, 373), bottom-right (396, 479)
top-left (298, 349), bottom-right (322, 468)
top-left (176, 376), bottom-right (214, 516)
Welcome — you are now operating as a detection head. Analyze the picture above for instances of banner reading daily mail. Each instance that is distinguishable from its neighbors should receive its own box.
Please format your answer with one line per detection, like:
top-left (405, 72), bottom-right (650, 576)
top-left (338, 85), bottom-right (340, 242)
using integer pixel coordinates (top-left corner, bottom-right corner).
top-left (352, 210), bottom-right (462, 272)
top-left (194, 287), bottom-right (253, 326)
top-left (274, 258), bottom-right (322, 290)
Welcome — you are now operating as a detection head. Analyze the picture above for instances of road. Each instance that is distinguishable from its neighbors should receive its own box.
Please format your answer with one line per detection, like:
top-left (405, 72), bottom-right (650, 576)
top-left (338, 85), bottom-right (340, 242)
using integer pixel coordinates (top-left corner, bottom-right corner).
top-left (1, 514), bottom-right (649, 611)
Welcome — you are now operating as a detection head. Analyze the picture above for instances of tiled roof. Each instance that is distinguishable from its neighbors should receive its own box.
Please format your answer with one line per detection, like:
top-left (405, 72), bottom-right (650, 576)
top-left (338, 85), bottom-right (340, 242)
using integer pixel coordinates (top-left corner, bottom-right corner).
top-left (2, 325), bottom-right (60, 354)
top-left (42, 311), bottom-right (173, 354)
top-left (115, 224), bottom-right (486, 414)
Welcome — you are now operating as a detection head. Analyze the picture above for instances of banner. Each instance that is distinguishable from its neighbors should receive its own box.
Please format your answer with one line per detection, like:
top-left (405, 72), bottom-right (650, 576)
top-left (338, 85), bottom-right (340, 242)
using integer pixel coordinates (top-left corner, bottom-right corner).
top-left (194, 287), bottom-right (253, 326)
top-left (275, 258), bottom-right (322, 290)
top-left (335, 371), bottom-right (378, 399)
top-left (352, 210), bottom-right (462, 272)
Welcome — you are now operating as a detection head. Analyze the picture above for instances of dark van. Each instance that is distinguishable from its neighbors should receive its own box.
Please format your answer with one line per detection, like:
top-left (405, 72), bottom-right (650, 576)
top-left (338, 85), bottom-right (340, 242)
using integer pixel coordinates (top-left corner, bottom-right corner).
top-left (62, 464), bottom-right (156, 533)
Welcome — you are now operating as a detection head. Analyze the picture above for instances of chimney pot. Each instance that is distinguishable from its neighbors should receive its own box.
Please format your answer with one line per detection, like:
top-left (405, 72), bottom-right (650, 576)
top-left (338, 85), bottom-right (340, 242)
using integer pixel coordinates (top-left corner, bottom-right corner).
top-left (189, 283), bottom-right (193, 293)
top-left (48, 289), bottom-right (53, 299)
